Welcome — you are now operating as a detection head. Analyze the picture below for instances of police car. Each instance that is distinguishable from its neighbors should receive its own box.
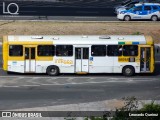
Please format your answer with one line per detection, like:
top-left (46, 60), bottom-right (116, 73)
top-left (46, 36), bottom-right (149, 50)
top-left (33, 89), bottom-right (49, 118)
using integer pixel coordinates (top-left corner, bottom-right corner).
top-left (114, 1), bottom-right (140, 14)
top-left (116, 3), bottom-right (138, 14)
top-left (117, 3), bottom-right (160, 21)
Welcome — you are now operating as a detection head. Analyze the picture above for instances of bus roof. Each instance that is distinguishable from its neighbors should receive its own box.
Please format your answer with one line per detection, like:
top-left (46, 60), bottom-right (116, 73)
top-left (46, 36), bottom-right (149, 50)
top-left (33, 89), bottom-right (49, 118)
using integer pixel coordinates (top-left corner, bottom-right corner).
top-left (4, 35), bottom-right (153, 45)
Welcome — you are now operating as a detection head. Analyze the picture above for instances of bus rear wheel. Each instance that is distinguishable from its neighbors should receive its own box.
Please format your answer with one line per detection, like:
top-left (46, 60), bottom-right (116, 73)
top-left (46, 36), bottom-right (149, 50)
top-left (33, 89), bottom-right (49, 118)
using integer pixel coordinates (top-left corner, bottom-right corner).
top-left (122, 66), bottom-right (135, 76)
top-left (46, 66), bottom-right (59, 76)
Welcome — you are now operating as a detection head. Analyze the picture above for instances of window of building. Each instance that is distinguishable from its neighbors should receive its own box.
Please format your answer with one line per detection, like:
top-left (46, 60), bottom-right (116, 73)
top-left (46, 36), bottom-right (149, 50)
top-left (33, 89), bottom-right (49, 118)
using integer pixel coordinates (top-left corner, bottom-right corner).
top-left (9, 45), bottom-right (23, 56)
top-left (91, 45), bottom-right (106, 56)
top-left (38, 45), bottom-right (55, 56)
top-left (56, 45), bottom-right (73, 56)
top-left (123, 45), bottom-right (138, 56)
top-left (107, 45), bottom-right (122, 56)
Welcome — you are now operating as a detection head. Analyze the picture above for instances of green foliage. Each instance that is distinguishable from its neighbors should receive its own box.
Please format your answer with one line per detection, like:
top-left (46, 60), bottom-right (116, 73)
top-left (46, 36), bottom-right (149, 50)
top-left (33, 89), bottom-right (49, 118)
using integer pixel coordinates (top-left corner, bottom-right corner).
top-left (132, 32), bottom-right (143, 35)
top-left (64, 98), bottom-right (160, 120)
top-left (64, 117), bottom-right (76, 120)
top-left (84, 116), bottom-right (108, 120)
top-left (112, 96), bottom-right (139, 120)
top-left (140, 101), bottom-right (160, 112)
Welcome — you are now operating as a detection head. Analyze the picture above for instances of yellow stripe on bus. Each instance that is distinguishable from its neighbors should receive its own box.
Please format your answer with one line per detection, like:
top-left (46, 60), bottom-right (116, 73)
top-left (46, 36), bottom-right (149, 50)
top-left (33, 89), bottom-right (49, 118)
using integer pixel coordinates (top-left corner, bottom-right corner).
top-left (36, 57), bottom-right (53, 61)
top-left (145, 36), bottom-right (154, 45)
top-left (3, 36), bottom-right (8, 70)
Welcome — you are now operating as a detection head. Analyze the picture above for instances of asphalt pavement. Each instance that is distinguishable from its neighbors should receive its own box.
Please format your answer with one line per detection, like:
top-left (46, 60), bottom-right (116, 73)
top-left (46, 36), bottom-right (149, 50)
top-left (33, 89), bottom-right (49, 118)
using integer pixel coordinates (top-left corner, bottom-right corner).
top-left (0, 1), bottom-right (116, 16)
top-left (0, 0), bottom-right (118, 20)
top-left (0, 74), bottom-right (160, 111)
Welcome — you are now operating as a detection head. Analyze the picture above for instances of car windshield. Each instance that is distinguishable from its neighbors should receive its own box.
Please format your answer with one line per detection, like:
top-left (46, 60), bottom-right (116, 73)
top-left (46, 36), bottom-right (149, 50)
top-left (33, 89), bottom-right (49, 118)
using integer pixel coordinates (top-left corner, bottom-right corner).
top-left (129, 7), bottom-right (134, 11)
top-left (121, 0), bottom-right (131, 5)
top-left (126, 4), bottom-right (135, 10)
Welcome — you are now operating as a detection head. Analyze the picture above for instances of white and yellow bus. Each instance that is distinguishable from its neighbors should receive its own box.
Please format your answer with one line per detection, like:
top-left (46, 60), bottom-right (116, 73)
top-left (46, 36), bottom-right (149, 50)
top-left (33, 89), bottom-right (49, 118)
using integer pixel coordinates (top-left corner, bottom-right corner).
top-left (2, 35), bottom-right (155, 76)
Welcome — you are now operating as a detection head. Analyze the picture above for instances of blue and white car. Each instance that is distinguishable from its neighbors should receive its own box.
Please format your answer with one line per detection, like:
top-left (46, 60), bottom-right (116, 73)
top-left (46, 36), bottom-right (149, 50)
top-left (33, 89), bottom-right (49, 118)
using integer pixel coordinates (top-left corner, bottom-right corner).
top-left (115, 1), bottom-right (140, 14)
top-left (114, 0), bottom-right (149, 14)
top-left (117, 3), bottom-right (160, 21)
top-left (116, 3), bottom-right (138, 14)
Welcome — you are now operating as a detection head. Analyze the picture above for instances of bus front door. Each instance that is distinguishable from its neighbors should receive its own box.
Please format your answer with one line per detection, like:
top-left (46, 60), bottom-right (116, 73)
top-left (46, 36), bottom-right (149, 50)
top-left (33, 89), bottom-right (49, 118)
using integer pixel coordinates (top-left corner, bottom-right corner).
top-left (140, 47), bottom-right (151, 72)
top-left (25, 47), bottom-right (36, 72)
top-left (75, 48), bottom-right (89, 73)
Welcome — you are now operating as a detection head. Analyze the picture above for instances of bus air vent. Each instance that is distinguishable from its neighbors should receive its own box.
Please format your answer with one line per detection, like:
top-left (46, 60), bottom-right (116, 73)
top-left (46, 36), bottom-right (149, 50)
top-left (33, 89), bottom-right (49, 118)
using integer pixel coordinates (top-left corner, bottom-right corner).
top-left (52, 37), bottom-right (59, 40)
top-left (99, 36), bottom-right (111, 39)
top-left (82, 36), bottom-right (88, 38)
top-left (31, 36), bottom-right (43, 39)
top-left (118, 37), bottom-right (124, 40)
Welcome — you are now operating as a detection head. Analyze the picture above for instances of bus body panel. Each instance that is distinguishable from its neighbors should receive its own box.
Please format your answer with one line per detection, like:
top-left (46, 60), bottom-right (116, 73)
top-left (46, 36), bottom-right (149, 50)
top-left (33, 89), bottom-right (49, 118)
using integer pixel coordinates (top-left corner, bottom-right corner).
top-left (89, 56), bottom-right (113, 73)
top-left (2, 36), bottom-right (8, 71)
top-left (2, 35), bottom-right (155, 75)
top-left (8, 61), bottom-right (24, 73)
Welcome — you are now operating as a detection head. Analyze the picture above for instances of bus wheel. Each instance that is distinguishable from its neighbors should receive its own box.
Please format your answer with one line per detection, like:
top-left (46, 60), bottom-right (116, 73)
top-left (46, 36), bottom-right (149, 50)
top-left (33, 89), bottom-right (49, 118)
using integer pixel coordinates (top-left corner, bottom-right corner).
top-left (46, 66), bottom-right (59, 76)
top-left (122, 66), bottom-right (135, 76)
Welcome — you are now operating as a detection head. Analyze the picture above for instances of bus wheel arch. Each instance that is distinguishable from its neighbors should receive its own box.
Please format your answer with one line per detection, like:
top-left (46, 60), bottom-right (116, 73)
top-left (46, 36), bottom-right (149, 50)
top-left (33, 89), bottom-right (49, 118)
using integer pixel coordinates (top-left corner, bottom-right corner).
top-left (46, 65), bottom-right (59, 76)
top-left (122, 65), bottom-right (135, 76)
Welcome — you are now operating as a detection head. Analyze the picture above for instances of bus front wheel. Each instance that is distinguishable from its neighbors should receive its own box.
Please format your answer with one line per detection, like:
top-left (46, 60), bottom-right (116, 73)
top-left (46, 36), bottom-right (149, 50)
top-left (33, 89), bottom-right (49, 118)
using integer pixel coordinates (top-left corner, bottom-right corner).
top-left (122, 66), bottom-right (135, 76)
top-left (46, 66), bottom-right (59, 76)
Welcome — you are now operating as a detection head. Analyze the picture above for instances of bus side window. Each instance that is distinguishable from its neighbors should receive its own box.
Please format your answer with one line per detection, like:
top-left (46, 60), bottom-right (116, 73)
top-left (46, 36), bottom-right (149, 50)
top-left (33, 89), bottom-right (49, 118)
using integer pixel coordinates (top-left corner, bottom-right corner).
top-left (9, 45), bottom-right (23, 56)
top-left (37, 45), bottom-right (55, 56)
top-left (107, 45), bottom-right (122, 56)
top-left (56, 45), bottom-right (73, 56)
top-left (157, 47), bottom-right (159, 53)
top-left (91, 45), bottom-right (106, 56)
top-left (123, 45), bottom-right (138, 56)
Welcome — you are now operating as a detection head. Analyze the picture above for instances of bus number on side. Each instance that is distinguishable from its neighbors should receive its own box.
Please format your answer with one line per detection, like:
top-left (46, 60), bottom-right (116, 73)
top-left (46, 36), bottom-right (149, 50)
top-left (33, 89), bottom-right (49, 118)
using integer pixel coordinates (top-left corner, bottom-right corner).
top-left (118, 57), bottom-right (129, 62)
top-left (55, 59), bottom-right (73, 64)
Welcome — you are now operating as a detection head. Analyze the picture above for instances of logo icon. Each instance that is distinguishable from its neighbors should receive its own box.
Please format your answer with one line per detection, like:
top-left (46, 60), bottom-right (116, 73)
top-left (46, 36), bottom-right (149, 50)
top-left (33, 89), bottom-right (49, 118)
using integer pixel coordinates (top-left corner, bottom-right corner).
top-left (2, 112), bottom-right (11, 117)
top-left (3, 2), bottom-right (19, 15)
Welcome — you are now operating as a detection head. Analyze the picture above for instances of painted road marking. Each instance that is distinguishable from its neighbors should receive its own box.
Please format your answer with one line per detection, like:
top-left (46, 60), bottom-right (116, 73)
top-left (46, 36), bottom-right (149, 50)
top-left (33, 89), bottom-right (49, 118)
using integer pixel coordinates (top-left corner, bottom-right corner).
top-left (0, 76), bottom-right (158, 79)
top-left (0, 76), bottom-right (158, 88)
top-left (0, 78), bottom-right (158, 88)
top-left (74, 17), bottom-right (97, 19)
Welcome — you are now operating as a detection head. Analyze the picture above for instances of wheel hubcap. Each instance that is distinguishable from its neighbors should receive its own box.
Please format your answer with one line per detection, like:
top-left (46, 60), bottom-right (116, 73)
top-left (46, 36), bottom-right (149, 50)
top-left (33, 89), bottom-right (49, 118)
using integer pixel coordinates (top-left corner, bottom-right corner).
top-left (152, 17), bottom-right (157, 21)
top-left (125, 16), bottom-right (130, 21)
top-left (51, 68), bottom-right (56, 73)
top-left (125, 68), bottom-right (131, 74)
